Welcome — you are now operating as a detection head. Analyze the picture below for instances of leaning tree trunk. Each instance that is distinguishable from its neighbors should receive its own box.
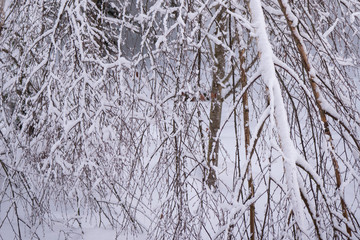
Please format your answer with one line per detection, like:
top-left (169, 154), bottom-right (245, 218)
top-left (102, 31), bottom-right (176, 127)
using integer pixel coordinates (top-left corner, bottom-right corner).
top-left (277, 0), bottom-right (351, 235)
top-left (249, 0), bottom-right (307, 236)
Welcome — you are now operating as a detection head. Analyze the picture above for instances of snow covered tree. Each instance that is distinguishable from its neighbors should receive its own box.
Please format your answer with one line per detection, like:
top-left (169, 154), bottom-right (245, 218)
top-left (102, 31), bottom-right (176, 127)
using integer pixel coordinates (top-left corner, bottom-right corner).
top-left (0, 0), bottom-right (359, 239)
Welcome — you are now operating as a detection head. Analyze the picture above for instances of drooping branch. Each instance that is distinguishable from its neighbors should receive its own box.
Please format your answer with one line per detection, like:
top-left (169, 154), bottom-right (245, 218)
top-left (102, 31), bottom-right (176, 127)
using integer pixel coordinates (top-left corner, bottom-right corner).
top-left (277, 0), bottom-right (351, 235)
top-left (249, 0), bottom-right (308, 235)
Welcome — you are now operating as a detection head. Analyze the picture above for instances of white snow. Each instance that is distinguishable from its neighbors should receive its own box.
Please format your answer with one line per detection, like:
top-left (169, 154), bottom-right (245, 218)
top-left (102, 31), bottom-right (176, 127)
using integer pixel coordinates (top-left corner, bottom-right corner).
top-left (250, 0), bottom-right (308, 235)
top-left (322, 18), bottom-right (338, 38)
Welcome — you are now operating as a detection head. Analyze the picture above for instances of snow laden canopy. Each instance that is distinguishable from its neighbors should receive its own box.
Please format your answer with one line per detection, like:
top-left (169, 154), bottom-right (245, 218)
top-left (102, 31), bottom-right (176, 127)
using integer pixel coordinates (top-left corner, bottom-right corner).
top-left (0, 0), bottom-right (360, 239)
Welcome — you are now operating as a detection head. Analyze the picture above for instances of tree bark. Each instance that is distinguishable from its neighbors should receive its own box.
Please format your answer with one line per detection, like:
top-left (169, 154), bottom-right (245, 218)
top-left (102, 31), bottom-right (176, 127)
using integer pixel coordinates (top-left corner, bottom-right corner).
top-left (277, 0), bottom-right (351, 236)
top-left (240, 48), bottom-right (255, 240)
top-left (0, 0), bottom-right (4, 34)
top-left (207, 6), bottom-right (226, 189)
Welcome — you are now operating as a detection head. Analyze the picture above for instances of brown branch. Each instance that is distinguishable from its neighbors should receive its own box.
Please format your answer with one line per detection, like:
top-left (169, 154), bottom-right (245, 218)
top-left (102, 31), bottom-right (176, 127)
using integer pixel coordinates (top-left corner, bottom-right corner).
top-left (277, 0), bottom-right (351, 235)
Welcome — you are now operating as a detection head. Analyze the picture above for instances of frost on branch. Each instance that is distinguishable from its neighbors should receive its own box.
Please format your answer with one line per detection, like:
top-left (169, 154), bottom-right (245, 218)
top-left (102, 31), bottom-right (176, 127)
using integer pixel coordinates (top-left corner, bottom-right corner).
top-left (0, 0), bottom-right (359, 239)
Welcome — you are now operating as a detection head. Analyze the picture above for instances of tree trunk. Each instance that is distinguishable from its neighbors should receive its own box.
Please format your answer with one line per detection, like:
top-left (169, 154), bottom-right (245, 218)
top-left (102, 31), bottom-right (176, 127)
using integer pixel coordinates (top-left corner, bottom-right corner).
top-left (277, 0), bottom-right (351, 235)
top-left (240, 48), bottom-right (255, 240)
top-left (207, 6), bottom-right (226, 189)
top-left (0, 0), bottom-right (5, 34)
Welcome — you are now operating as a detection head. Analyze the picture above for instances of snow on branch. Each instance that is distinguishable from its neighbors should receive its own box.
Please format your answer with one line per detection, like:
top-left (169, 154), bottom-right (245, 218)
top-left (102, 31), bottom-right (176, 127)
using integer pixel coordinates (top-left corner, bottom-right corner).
top-left (249, 0), bottom-right (308, 235)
